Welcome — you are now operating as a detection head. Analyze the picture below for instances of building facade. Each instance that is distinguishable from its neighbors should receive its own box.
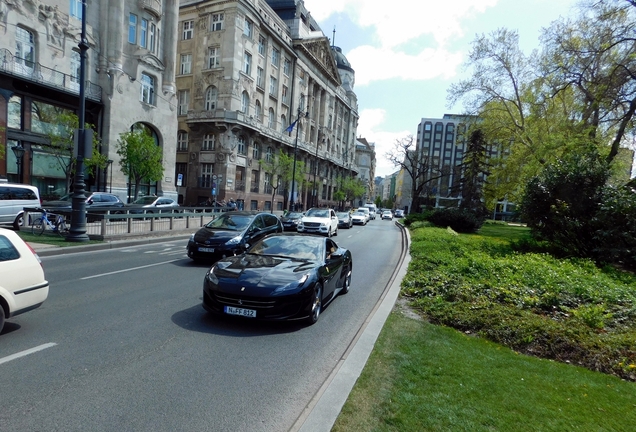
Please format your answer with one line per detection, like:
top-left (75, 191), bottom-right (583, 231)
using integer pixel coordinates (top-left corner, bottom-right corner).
top-left (176, 0), bottom-right (359, 210)
top-left (0, 0), bottom-right (178, 202)
top-left (353, 137), bottom-right (374, 206)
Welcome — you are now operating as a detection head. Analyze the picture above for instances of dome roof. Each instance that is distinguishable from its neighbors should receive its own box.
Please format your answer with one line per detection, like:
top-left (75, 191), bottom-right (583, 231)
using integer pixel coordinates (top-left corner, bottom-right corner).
top-left (331, 46), bottom-right (354, 73)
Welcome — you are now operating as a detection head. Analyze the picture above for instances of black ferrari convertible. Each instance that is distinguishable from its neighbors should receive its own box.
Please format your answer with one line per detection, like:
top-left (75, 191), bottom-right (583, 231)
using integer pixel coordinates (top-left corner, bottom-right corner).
top-left (202, 233), bottom-right (353, 325)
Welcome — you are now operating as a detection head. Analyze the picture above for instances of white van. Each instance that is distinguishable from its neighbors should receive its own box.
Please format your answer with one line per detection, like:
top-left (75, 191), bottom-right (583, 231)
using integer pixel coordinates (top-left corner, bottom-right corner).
top-left (0, 184), bottom-right (41, 229)
top-left (363, 203), bottom-right (377, 220)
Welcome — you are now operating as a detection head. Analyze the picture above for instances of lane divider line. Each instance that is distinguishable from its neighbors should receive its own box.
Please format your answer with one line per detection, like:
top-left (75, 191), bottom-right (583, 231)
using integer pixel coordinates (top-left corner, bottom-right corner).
top-left (0, 342), bottom-right (57, 366)
top-left (81, 259), bottom-right (181, 280)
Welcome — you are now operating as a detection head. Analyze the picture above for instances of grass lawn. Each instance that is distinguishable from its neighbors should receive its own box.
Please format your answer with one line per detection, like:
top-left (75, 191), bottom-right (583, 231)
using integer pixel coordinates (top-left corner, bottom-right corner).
top-left (333, 312), bottom-right (636, 431)
top-left (17, 230), bottom-right (103, 247)
top-left (333, 222), bottom-right (636, 431)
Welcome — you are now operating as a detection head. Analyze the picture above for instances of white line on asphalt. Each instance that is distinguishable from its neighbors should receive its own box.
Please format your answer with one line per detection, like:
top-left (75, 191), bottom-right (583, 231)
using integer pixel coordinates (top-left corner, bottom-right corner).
top-left (0, 343), bottom-right (57, 366)
top-left (81, 259), bottom-right (181, 279)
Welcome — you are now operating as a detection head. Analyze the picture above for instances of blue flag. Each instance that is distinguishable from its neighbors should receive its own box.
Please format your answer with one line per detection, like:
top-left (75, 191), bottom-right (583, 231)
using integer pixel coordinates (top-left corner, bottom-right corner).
top-left (285, 119), bottom-right (298, 133)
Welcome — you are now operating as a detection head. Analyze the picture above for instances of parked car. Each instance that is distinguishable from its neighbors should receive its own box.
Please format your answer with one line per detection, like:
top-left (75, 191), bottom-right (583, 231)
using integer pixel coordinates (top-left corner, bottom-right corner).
top-left (336, 211), bottom-right (353, 229)
top-left (381, 210), bottom-right (393, 220)
top-left (187, 211), bottom-right (283, 262)
top-left (280, 211), bottom-right (304, 231)
top-left (297, 208), bottom-right (339, 237)
top-left (0, 228), bottom-right (49, 333)
top-left (43, 192), bottom-right (125, 222)
top-left (125, 196), bottom-right (180, 214)
top-left (0, 183), bottom-right (41, 229)
top-left (202, 233), bottom-right (352, 325)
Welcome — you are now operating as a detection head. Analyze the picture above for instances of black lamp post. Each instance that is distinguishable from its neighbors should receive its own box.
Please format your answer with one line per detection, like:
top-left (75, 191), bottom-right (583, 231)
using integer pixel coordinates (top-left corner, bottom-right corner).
top-left (11, 144), bottom-right (25, 183)
top-left (107, 159), bottom-right (113, 193)
top-left (67, 0), bottom-right (89, 242)
top-left (289, 106), bottom-right (308, 212)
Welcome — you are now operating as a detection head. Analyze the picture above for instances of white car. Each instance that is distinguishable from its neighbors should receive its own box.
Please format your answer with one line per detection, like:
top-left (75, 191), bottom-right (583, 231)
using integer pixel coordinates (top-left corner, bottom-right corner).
top-left (381, 210), bottom-right (393, 220)
top-left (297, 208), bottom-right (339, 237)
top-left (0, 228), bottom-right (49, 333)
top-left (351, 209), bottom-right (369, 225)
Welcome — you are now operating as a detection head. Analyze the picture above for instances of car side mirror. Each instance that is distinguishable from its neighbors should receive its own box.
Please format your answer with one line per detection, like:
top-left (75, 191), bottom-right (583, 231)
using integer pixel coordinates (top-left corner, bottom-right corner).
top-left (87, 199), bottom-right (94, 205)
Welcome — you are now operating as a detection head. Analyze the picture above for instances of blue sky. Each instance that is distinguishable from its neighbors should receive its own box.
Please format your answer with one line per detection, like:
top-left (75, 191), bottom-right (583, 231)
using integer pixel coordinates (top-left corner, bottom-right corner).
top-left (303, 0), bottom-right (579, 176)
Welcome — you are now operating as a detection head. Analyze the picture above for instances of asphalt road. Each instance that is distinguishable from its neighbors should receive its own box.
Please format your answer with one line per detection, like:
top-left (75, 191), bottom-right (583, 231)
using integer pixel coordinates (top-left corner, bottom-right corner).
top-left (0, 219), bottom-right (405, 431)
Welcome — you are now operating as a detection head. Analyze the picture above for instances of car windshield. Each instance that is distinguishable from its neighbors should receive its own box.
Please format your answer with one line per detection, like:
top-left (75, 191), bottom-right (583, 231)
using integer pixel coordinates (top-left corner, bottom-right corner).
top-left (132, 196), bottom-right (158, 205)
top-left (336, 212), bottom-right (349, 218)
top-left (205, 214), bottom-right (253, 231)
top-left (306, 209), bottom-right (329, 218)
top-left (354, 210), bottom-right (365, 215)
top-left (249, 235), bottom-right (323, 260)
top-left (285, 212), bottom-right (303, 219)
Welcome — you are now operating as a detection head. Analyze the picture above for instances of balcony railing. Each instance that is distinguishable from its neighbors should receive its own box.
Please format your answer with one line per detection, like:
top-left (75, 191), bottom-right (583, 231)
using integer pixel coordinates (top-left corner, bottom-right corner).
top-left (0, 48), bottom-right (102, 101)
top-left (250, 185), bottom-right (259, 193)
top-left (235, 180), bottom-right (246, 192)
top-left (0, 49), bottom-right (102, 101)
top-left (139, 0), bottom-right (162, 18)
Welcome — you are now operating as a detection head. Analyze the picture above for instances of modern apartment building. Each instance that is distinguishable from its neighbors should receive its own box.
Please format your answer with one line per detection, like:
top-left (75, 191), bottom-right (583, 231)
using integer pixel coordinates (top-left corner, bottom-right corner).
top-left (176, 0), bottom-right (359, 210)
top-left (0, 0), bottom-right (179, 202)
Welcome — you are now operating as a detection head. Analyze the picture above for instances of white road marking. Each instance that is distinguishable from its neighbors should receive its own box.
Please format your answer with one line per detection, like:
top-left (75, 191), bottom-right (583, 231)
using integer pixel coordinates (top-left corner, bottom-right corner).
top-left (0, 343), bottom-right (57, 366)
top-left (81, 259), bottom-right (181, 280)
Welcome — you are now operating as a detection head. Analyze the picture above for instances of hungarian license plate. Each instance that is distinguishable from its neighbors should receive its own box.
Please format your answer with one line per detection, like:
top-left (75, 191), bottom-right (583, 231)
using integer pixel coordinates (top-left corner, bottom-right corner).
top-left (198, 247), bottom-right (214, 252)
top-left (224, 306), bottom-right (256, 318)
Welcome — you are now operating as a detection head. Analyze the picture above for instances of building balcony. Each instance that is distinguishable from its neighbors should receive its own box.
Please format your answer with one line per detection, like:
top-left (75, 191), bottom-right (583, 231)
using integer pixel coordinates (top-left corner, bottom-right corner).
top-left (139, 0), bottom-right (162, 19)
top-left (0, 50), bottom-right (102, 102)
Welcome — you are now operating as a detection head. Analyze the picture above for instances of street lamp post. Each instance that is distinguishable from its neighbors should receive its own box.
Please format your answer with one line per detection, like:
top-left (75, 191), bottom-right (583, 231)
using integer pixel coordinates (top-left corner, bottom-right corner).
top-left (289, 107), bottom-right (308, 212)
top-left (11, 144), bottom-right (25, 183)
top-left (107, 159), bottom-right (113, 193)
top-left (67, 0), bottom-right (89, 242)
top-left (313, 134), bottom-right (320, 208)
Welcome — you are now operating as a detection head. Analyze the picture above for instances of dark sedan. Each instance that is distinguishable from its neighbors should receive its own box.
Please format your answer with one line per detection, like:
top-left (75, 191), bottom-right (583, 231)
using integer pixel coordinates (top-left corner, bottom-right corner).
top-left (43, 192), bottom-right (124, 222)
top-left (280, 211), bottom-right (304, 231)
top-left (187, 211), bottom-right (282, 262)
top-left (202, 233), bottom-right (353, 325)
top-left (336, 211), bottom-right (353, 229)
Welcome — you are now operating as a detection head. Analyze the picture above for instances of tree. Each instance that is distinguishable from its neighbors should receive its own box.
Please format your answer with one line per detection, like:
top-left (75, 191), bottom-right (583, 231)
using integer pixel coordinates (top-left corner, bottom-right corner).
top-left (458, 128), bottom-right (490, 218)
top-left (385, 135), bottom-right (446, 213)
top-left (260, 149), bottom-right (306, 210)
top-left (333, 175), bottom-right (365, 209)
top-left (38, 108), bottom-right (106, 195)
top-left (116, 128), bottom-right (164, 201)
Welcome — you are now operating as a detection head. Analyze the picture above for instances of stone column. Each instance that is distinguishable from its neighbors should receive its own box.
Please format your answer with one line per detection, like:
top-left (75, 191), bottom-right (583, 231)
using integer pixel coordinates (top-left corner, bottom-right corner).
top-left (162, 0), bottom-right (178, 94)
top-left (107, 0), bottom-right (124, 70)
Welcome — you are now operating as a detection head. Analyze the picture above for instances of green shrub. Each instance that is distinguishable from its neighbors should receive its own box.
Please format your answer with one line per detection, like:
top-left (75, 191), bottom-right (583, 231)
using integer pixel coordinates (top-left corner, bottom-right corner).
top-left (427, 208), bottom-right (485, 233)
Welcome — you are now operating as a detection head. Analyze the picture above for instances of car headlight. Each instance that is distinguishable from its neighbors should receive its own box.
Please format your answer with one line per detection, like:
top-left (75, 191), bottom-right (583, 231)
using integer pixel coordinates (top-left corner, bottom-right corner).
top-left (189, 233), bottom-right (195, 241)
top-left (225, 235), bottom-right (242, 246)
top-left (207, 267), bottom-right (219, 284)
top-left (274, 274), bottom-right (309, 293)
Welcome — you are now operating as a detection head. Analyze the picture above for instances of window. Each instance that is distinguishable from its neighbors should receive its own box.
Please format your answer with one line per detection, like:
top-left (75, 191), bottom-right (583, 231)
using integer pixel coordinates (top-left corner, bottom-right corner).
top-left (178, 90), bottom-right (189, 115)
top-left (211, 13), bottom-right (224, 31)
top-left (70, 0), bottom-right (82, 19)
top-left (255, 100), bottom-right (262, 121)
top-left (268, 108), bottom-right (275, 129)
top-left (200, 163), bottom-right (214, 188)
top-left (202, 134), bottom-right (215, 151)
top-left (237, 136), bottom-right (246, 155)
top-left (280, 114), bottom-right (286, 132)
top-left (241, 91), bottom-right (249, 114)
top-left (299, 93), bottom-right (305, 111)
top-left (282, 85), bottom-right (288, 104)
top-left (180, 54), bottom-right (192, 75)
top-left (177, 131), bottom-right (188, 151)
top-left (128, 14), bottom-right (137, 44)
top-left (70, 50), bottom-right (80, 87)
top-left (258, 35), bottom-right (266, 56)
top-left (149, 23), bottom-right (157, 53)
top-left (252, 142), bottom-right (260, 159)
top-left (283, 58), bottom-right (291, 76)
top-left (266, 146), bottom-right (273, 162)
top-left (175, 163), bottom-right (187, 186)
top-left (256, 67), bottom-right (264, 88)
top-left (140, 18), bottom-right (148, 48)
top-left (208, 47), bottom-right (220, 68)
top-left (269, 76), bottom-right (277, 97)
top-left (271, 48), bottom-right (280, 67)
top-left (140, 73), bottom-right (154, 104)
top-left (205, 86), bottom-right (217, 110)
top-left (16, 27), bottom-right (35, 69)
top-left (243, 52), bottom-right (252, 75)
top-left (183, 20), bottom-right (194, 40)
top-left (244, 18), bottom-right (253, 38)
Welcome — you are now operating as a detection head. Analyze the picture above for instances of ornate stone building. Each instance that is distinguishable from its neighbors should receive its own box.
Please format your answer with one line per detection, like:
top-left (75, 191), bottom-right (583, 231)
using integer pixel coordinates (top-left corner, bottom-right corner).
top-left (176, 0), bottom-right (359, 210)
top-left (0, 0), bottom-right (178, 202)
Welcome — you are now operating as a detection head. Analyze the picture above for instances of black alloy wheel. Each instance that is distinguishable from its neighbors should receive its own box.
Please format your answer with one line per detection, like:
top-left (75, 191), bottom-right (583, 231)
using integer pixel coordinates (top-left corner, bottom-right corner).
top-left (307, 283), bottom-right (323, 325)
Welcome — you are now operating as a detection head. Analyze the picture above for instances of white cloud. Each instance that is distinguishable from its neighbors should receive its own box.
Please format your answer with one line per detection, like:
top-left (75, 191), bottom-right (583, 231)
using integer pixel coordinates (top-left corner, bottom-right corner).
top-left (357, 109), bottom-right (412, 177)
top-left (348, 45), bottom-right (462, 86)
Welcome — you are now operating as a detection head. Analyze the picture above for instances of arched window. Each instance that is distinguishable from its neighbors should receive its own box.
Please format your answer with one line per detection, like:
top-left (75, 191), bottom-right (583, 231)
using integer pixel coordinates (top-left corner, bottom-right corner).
top-left (252, 142), bottom-right (260, 159)
top-left (268, 108), bottom-right (275, 129)
top-left (255, 100), bottom-right (262, 121)
top-left (280, 114), bottom-right (287, 132)
top-left (241, 91), bottom-right (249, 114)
top-left (15, 27), bottom-right (35, 72)
top-left (140, 73), bottom-right (155, 105)
top-left (205, 86), bottom-right (217, 110)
